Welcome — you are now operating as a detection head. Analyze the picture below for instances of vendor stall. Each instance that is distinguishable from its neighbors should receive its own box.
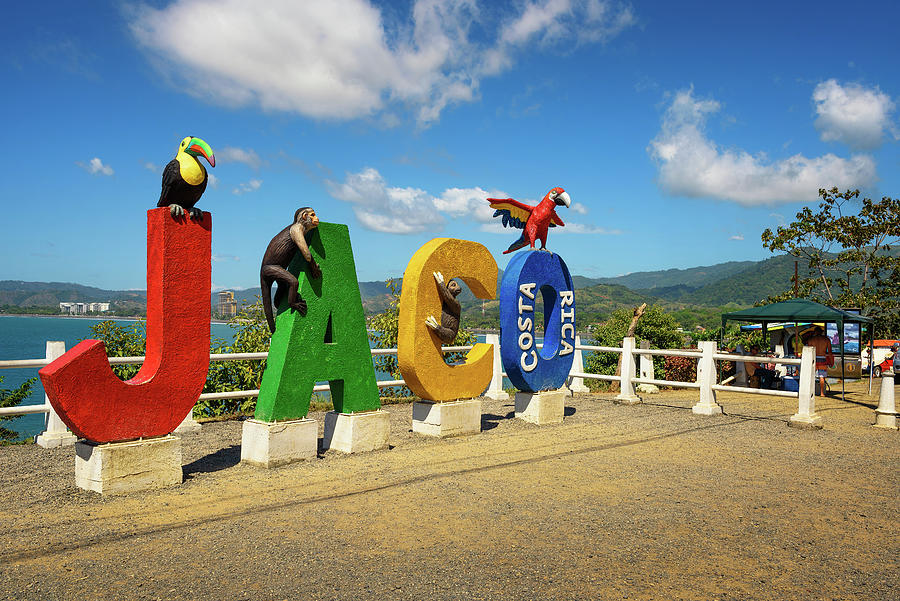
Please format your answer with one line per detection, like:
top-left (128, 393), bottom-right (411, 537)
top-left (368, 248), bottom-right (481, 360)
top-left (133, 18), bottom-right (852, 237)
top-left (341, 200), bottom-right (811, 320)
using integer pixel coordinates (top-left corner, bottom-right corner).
top-left (721, 299), bottom-right (875, 399)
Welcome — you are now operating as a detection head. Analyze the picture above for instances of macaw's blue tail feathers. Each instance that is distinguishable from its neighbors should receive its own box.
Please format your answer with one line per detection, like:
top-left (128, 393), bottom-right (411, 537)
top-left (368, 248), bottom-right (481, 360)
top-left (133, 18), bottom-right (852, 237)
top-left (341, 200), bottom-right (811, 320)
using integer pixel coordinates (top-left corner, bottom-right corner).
top-left (493, 209), bottom-right (526, 229)
top-left (503, 233), bottom-right (529, 254)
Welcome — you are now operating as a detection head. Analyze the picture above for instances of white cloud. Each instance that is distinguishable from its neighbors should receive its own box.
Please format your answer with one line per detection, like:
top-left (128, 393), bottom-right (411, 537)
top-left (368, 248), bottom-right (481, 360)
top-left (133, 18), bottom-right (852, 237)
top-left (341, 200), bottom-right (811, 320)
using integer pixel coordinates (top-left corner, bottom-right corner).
top-left (232, 179), bottom-right (262, 195)
top-left (212, 254), bottom-right (240, 262)
top-left (131, 0), bottom-right (635, 126)
top-left (555, 223), bottom-right (621, 235)
top-left (813, 79), bottom-right (898, 150)
top-left (434, 186), bottom-right (506, 223)
top-left (218, 146), bottom-right (263, 169)
top-left (499, 0), bottom-right (635, 48)
top-left (208, 173), bottom-right (219, 188)
top-left (328, 167), bottom-right (611, 235)
top-left (729, 234), bottom-right (744, 241)
top-left (570, 202), bottom-right (588, 214)
top-left (326, 168), bottom-right (444, 233)
top-left (78, 157), bottom-right (114, 176)
top-left (143, 161), bottom-right (159, 172)
top-left (648, 88), bottom-right (877, 206)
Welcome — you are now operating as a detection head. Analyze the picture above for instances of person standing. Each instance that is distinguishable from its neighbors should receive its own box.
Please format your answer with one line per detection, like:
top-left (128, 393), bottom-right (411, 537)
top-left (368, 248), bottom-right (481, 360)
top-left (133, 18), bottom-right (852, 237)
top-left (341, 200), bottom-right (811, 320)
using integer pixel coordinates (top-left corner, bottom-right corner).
top-left (804, 326), bottom-right (834, 398)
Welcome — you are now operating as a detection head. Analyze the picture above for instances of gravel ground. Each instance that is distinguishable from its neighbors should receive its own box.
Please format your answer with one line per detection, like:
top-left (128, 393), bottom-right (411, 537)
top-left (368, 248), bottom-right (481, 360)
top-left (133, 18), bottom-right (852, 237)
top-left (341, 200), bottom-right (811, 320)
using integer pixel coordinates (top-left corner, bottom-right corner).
top-left (0, 381), bottom-right (897, 601)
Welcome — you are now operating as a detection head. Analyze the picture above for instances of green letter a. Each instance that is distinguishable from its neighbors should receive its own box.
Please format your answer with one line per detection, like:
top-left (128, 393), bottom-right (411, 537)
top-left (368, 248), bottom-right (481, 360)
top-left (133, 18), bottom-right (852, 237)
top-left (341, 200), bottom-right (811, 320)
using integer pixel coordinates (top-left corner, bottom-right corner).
top-left (255, 222), bottom-right (380, 421)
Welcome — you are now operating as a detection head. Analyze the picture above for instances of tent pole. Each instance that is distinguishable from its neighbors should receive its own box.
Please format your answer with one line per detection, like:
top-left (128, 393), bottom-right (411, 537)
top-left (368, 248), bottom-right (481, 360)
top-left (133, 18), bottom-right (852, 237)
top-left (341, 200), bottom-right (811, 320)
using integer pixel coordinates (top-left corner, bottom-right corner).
top-left (867, 324), bottom-right (874, 395)
top-left (839, 318), bottom-right (845, 402)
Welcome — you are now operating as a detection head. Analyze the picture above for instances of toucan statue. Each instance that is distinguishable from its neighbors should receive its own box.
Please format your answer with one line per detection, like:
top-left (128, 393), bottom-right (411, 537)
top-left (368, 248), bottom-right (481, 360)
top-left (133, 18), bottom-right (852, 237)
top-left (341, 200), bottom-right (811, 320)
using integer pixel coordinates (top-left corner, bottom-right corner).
top-left (157, 136), bottom-right (216, 218)
top-left (488, 186), bottom-right (571, 254)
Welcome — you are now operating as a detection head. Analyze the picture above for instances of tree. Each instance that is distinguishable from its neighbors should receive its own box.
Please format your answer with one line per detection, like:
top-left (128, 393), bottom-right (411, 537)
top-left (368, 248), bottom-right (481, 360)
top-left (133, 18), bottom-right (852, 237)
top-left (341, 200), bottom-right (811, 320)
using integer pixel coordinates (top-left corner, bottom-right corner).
top-left (85, 320), bottom-right (146, 380)
top-left (368, 278), bottom-right (477, 398)
top-left (761, 187), bottom-right (900, 335)
top-left (200, 299), bottom-right (271, 417)
top-left (1, 376), bottom-right (36, 443)
top-left (584, 305), bottom-right (683, 382)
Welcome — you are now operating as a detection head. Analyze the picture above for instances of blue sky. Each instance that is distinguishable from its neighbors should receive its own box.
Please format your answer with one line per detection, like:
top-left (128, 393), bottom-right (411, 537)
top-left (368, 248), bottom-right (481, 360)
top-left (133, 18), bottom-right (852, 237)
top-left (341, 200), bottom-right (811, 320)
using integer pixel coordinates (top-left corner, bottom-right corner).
top-left (2, 1), bottom-right (898, 291)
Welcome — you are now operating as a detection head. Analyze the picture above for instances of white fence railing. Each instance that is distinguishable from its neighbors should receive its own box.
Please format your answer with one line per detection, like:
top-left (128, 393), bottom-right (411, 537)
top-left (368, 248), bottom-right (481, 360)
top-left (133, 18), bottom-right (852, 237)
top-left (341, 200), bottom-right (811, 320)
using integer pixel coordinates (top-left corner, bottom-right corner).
top-left (0, 335), bottom-right (824, 440)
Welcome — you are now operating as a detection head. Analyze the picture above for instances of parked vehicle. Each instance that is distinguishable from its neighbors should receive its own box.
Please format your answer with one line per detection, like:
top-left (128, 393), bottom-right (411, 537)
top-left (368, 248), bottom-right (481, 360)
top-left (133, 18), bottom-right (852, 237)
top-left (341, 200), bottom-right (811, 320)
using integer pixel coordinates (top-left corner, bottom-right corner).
top-left (862, 340), bottom-right (900, 377)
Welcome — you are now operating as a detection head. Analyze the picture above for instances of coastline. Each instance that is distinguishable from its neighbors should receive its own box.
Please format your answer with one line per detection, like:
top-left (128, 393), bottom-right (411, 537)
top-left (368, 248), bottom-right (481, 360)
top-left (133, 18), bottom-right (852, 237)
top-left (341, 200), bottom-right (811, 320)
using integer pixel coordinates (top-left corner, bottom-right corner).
top-left (0, 313), bottom-right (230, 324)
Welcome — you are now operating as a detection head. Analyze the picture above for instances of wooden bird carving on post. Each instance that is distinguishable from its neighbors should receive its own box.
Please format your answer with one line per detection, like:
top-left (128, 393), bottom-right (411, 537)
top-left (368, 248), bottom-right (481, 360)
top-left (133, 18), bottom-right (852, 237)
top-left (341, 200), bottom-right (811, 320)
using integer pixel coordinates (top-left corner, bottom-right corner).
top-left (157, 136), bottom-right (216, 218)
top-left (487, 186), bottom-right (571, 254)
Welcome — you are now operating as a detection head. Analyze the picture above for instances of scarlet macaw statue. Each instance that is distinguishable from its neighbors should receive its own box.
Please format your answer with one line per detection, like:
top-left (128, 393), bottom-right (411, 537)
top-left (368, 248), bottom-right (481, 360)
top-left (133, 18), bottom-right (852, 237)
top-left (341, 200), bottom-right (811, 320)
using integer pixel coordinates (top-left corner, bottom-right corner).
top-left (488, 186), bottom-right (571, 254)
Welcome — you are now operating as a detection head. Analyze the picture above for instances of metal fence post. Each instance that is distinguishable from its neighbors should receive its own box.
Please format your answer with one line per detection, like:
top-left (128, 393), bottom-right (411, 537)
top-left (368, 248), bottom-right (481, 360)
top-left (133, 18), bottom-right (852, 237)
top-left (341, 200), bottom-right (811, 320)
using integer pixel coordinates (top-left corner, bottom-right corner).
top-left (692, 340), bottom-right (721, 415)
top-left (483, 333), bottom-right (510, 401)
top-left (790, 345), bottom-right (823, 429)
top-left (615, 337), bottom-right (641, 405)
top-left (566, 335), bottom-right (590, 395)
top-left (36, 341), bottom-right (78, 448)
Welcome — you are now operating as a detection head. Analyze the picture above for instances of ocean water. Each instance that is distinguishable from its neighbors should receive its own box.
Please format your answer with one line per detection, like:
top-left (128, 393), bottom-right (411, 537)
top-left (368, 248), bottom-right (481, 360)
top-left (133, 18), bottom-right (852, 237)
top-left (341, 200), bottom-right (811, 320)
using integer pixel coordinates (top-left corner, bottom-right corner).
top-left (0, 316), bottom-right (235, 441)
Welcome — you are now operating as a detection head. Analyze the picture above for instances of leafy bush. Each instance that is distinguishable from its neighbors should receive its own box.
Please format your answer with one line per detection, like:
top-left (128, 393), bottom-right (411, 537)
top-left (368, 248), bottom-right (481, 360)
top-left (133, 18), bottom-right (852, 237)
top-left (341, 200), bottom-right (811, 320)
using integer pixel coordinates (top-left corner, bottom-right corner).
top-left (85, 320), bottom-right (147, 380)
top-left (583, 305), bottom-right (683, 381)
top-left (0, 376), bottom-right (36, 444)
top-left (200, 299), bottom-right (271, 417)
top-left (663, 355), bottom-right (696, 383)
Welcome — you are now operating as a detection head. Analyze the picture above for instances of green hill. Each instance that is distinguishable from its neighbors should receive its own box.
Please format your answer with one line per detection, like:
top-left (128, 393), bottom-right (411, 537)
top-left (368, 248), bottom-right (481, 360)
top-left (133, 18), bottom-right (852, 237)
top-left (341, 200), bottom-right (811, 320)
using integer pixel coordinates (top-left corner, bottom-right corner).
top-left (593, 261), bottom-right (758, 291)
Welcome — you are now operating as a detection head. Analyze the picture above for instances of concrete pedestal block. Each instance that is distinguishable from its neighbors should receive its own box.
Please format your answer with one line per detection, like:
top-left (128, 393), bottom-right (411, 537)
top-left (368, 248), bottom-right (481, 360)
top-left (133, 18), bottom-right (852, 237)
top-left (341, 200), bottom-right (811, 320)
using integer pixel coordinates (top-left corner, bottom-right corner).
top-left (874, 410), bottom-right (898, 429)
top-left (241, 418), bottom-right (317, 468)
top-left (515, 390), bottom-right (564, 425)
top-left (484, 388), bottom-right (511, 401)
top-left (323, 410), bottom-right (390, 453)
top-left (567, 381), bottom-right (591, 394)
top-left (788, 413), bottom-right (824, 430)
top-left (36, 430), bottom-right (78, 449)
top-left (75, 435), bottom-right (182, 495)
top-left (412, 399), bottom-right (481, 437)
top-left (174, 412), bottom-right (202, 434)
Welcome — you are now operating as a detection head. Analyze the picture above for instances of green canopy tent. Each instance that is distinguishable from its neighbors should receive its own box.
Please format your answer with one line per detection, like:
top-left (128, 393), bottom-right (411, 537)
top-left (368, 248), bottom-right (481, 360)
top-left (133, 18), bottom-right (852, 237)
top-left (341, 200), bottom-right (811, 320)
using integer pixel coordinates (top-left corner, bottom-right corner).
top-left (721, 299), bottom-right (875, 399)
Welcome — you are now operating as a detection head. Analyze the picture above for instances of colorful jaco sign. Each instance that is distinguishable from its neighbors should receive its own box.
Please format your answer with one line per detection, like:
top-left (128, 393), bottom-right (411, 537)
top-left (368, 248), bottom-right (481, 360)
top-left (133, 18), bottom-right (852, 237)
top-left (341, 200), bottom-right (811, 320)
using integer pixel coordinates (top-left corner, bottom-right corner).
top-left (39, 215), bottom-right (577, 444)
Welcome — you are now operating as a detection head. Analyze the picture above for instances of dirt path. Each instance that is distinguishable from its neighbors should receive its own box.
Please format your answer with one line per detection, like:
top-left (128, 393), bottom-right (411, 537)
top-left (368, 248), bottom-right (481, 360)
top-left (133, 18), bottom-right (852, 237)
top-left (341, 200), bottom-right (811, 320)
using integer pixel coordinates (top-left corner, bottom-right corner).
top-left (0, 383), bottom-right (897, 600)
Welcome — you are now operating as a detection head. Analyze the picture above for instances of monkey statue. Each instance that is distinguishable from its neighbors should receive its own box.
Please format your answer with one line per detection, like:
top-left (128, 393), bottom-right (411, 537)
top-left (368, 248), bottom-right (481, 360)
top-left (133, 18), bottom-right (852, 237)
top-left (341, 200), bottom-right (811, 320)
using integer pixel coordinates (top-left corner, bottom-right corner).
top-left (260, 207), bottom-right (322, 333)
top-left (424, 271), bottom-right (462, 344)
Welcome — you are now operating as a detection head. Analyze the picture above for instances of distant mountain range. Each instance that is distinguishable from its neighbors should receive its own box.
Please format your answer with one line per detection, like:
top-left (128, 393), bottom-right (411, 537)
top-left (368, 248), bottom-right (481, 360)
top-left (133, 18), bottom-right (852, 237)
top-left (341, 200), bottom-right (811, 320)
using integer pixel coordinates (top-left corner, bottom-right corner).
top-left (0, 254), bottom-right (805, 328)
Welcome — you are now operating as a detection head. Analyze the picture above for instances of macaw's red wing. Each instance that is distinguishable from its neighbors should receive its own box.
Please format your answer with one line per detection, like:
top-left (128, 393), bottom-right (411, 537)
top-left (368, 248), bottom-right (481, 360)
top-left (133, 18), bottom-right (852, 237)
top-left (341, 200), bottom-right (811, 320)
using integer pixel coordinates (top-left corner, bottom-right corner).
top-left (488, 198), bottom-right (534, 229)
top-left (550, 211), bottom-right (565, 227)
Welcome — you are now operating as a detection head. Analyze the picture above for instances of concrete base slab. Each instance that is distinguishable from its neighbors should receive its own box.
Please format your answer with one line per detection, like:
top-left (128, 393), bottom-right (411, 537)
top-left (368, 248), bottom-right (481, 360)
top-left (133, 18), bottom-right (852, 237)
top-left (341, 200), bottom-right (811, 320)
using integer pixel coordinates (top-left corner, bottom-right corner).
top-left (484, 389), bottom-right (510, 401)
top-left (241, 418), bottom-right (317, 468)
top-left (515, 390), bottom-right (564, 425)
top-left (75, 436), bottom-right (182, 495)
top-left (873, 411), bottom-right (898, 430)
top-left (692, 403), bottom-right (723, 416)
top-left (614, 394), bottom-right (642, 405)
top-left (413, 399), bottom-right (481, 437)
top-left (637, 383), bottom-right (660, 394)
top-left (36, 431), bottom-right (78, 449)
top-left (174, 412), bottom-right (202, 434)
top-left (789, 413), bottom-right (824, 430)
top-left (323, 410), bottom-right (390, 453)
